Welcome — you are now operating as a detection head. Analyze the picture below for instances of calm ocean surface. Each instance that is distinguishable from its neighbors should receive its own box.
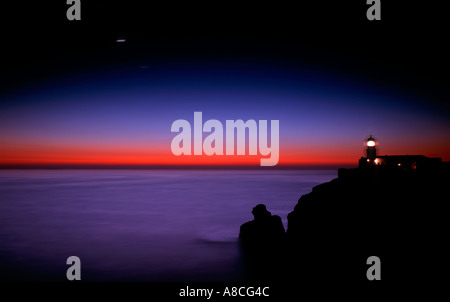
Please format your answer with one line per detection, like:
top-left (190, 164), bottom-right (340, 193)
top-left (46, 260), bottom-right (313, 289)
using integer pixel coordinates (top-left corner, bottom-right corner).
top-left (0, 169), bottom-right (336, 281)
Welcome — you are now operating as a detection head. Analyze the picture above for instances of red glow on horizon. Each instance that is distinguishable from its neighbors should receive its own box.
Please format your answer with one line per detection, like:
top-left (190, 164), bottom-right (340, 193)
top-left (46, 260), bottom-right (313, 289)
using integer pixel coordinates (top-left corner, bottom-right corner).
top-left (1, 140), bottom-right (448, 167)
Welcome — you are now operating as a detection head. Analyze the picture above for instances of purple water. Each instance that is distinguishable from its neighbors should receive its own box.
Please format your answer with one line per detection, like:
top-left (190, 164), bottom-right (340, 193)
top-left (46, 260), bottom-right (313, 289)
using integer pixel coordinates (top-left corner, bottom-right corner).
top-left (0, 169), bottom-right (336, 281)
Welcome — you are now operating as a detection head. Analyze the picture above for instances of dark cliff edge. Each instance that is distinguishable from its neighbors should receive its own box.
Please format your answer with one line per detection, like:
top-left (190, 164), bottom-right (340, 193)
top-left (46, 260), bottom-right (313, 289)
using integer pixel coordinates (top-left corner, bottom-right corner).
top-left (286, 165), bottom-right (449, 285)
top-left (241, 163), bottom-right (449, 293)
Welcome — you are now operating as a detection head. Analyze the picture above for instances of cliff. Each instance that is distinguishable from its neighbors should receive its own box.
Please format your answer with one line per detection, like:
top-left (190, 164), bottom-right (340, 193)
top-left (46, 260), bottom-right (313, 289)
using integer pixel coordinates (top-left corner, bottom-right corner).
top-left (285, 165), bottom-right (449, 284)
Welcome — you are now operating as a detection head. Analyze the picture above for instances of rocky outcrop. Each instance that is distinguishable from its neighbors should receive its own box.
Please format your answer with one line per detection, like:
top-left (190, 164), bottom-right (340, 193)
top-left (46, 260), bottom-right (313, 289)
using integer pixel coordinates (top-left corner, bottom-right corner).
top-left (285, 166), bottom-right (449, 282)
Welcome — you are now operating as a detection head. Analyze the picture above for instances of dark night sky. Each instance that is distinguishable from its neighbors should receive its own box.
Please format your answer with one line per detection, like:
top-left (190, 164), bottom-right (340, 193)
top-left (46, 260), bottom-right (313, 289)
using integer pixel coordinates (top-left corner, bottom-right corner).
top-left (1, 2), bottom-right (447, 91)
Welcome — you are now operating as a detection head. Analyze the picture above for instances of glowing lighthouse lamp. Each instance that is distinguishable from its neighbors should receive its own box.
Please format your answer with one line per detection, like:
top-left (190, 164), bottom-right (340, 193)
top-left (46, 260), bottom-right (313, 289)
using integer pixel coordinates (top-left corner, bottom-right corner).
top-left (367, 138), bottom-right (376, 147)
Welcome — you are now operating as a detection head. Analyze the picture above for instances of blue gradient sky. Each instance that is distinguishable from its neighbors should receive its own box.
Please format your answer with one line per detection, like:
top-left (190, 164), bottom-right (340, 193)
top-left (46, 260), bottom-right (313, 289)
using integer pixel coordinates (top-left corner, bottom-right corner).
top-left (1, 58), bottom-right (448, 166)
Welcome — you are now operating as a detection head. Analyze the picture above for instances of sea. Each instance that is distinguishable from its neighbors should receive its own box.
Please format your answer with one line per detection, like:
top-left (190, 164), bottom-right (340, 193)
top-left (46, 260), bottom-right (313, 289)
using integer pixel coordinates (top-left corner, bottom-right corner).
top-left (0, 169), bottom-right (336, 281)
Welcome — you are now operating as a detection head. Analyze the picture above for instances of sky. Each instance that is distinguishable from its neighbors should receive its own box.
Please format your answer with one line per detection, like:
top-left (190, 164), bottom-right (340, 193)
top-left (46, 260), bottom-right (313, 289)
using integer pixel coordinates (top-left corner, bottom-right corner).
top-left (0, 2), bottom-right (449, 167)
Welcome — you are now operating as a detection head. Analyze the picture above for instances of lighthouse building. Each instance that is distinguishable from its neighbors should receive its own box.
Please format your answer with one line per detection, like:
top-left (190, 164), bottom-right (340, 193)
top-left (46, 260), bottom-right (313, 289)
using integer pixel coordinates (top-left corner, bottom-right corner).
top-left (358, 136), bottom-right (442, 170)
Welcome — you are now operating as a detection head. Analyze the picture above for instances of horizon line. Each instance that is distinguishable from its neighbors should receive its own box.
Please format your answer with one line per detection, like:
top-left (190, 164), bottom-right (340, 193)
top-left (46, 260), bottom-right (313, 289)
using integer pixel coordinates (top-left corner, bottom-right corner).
top-left (0, 163), bottom-right (357, 170)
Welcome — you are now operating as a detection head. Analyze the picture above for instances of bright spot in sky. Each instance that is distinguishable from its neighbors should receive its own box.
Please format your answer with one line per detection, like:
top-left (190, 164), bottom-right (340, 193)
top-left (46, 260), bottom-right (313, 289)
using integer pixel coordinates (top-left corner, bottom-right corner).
top-left (116, 39), bottom-right (126, 43)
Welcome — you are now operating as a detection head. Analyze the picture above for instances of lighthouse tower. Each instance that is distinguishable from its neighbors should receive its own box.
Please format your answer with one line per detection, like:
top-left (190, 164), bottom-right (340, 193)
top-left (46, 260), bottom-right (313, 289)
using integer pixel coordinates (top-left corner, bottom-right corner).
top-left (366, 135), bottom-right (377, 163)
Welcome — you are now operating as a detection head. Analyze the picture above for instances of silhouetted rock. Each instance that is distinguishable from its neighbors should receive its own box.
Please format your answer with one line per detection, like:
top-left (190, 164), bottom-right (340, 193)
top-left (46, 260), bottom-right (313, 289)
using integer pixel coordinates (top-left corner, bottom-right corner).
top-left (239, 204), bottom-right (286, 281)
top-left (239, 204), bottom-right (285, 245)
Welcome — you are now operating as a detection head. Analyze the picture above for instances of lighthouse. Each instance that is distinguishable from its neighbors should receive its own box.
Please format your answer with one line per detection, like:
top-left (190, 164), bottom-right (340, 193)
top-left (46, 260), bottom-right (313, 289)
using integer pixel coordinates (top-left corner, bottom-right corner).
top-left (366, 135), bottom-right (377, 163)
top-left (353, 135), bottom-right (442, 171)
